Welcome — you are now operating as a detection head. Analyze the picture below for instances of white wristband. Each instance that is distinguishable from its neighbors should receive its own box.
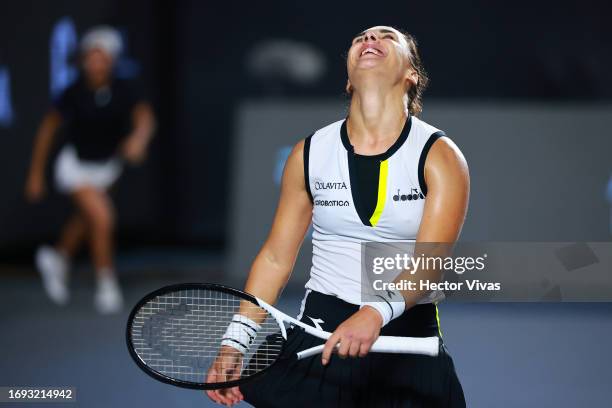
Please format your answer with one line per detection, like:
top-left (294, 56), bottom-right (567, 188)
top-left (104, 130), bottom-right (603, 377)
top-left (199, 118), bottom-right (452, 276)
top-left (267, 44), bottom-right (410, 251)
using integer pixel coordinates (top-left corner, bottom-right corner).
top-left (221, 314), bottom-right (261, 355)
top-left (361, 289), bottom-right (406, 327)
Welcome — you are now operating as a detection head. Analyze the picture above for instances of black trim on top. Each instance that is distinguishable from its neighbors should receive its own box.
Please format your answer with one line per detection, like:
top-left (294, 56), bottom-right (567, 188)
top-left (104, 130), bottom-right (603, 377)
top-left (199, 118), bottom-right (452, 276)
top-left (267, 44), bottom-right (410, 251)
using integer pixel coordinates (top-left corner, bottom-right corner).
top-left (417, 131), bottom-right (446, 196)
top-left (347, 151), bottom-right (373, 227)
top-left (340, 115), bottom-right (412, 160)
top-left (342, 116), bottom-right (412, 227)
top-left (303, 134), bottom-right (313, 203)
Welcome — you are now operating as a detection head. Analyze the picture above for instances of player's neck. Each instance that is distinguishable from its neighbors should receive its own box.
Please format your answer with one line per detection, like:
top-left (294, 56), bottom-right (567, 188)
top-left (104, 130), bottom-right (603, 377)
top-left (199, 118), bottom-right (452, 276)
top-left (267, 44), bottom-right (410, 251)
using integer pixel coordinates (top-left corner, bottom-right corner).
top-left (348, 85), bottom-right (408, 146)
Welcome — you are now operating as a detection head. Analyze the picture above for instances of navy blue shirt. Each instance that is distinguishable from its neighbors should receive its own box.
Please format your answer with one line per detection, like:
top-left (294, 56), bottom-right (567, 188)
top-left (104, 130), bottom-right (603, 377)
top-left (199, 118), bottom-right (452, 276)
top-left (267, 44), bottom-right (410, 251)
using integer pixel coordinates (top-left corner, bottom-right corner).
top-left (54, 78), bottom-right (144, 161)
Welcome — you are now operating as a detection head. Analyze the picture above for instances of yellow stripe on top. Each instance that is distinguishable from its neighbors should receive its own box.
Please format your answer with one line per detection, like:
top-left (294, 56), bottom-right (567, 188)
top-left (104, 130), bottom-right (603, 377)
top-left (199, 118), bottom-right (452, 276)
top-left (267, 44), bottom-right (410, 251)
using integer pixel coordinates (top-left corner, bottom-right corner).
top-left (435, 303), bottom-right (443, 338)
top-left (369, 159), bottom-right (389, 226)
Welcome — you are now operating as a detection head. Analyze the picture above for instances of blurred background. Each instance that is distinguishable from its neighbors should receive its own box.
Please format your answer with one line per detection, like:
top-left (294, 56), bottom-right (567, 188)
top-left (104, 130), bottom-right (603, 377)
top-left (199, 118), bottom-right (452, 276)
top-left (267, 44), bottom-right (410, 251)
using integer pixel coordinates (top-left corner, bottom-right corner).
top-left (1, 0), bottom-right (612, 407)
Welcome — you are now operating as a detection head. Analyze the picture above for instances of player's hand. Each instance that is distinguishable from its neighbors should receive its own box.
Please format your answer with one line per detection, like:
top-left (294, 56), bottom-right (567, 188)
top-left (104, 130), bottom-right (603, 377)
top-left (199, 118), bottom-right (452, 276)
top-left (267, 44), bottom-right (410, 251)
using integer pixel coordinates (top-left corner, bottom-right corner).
top-left (25, 172), bottom-right (46, 202)
top-left (120, 134), bottom-right (147, 164)
top-left (205, 346), bottom-right (244, 406)
top-left (321, 306), bottom-right (383, 365)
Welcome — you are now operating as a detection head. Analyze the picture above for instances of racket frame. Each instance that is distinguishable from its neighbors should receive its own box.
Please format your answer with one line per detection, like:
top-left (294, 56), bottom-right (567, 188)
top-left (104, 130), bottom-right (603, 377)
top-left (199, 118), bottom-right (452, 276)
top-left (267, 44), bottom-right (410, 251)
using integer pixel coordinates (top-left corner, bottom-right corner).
top-left (126, 283), bottom-right (280, 390)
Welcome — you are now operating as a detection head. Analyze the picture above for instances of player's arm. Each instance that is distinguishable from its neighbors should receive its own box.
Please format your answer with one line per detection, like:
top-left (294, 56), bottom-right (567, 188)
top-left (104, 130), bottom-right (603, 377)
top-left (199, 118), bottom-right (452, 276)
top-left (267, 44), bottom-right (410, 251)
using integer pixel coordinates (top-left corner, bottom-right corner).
top-left (243, 140), bottom-right (313, 306)
top-left (207, 140), bottom-right (312, 406)
top-left (397, 136), bottom-right (470, 308)
top-left (371, 137), bottom-right (469, 314)
top-left (25, 109), bottom-right (63, 202)
top-left (321, 136), bottom-right (469, 365)
top-left (121, 102), bottom-right (156, 164)
top-left (417, 137), bottom-right (469, 241)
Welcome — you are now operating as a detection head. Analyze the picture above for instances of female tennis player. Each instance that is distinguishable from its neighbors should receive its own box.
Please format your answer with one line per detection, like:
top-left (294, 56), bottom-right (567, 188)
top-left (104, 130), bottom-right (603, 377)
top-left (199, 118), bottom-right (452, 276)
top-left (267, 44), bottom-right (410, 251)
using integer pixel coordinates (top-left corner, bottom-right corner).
top-left (207, 26), bottom-right (469, 407)
top-left (24, 26), bottom-right (155, 313)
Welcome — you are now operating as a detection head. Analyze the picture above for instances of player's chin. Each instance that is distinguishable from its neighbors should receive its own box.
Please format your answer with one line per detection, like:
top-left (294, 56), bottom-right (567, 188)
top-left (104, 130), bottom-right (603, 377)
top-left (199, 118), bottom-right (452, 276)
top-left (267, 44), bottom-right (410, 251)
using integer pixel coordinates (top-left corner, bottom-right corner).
top-left (355, 57), bottom-right (387, 70)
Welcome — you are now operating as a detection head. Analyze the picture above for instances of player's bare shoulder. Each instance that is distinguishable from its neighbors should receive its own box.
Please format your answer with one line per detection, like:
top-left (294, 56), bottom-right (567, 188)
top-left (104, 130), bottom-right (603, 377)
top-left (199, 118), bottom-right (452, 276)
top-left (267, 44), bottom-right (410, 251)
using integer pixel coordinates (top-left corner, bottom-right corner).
top-left (279, 139), bottom-right (308, 193)
top-left (290, 139), bottom-right (306, 162)
top-left (426, 136), bottom-right (469, 180)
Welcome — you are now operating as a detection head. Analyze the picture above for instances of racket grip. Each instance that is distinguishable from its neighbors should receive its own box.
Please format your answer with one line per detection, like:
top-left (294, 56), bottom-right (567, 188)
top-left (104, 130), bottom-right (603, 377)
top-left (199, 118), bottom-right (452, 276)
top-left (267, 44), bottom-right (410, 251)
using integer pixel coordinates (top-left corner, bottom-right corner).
top-left (370, 335), bottom-right (440, 356)
top-left (296, 336), bottom-right (440, 360)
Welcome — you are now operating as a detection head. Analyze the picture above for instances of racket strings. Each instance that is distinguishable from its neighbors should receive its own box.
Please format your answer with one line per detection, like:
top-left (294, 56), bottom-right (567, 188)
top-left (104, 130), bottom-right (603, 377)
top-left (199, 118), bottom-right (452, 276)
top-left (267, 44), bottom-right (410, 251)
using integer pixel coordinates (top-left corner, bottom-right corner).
top-left (130, 289), bottom-right (284, 385)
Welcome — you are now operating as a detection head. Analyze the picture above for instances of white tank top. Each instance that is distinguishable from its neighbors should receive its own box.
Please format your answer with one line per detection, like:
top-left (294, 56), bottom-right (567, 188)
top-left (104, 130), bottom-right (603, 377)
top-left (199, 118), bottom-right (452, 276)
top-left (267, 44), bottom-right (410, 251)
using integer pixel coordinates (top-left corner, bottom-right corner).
top-left (304, 116), bottom-right (445, 305)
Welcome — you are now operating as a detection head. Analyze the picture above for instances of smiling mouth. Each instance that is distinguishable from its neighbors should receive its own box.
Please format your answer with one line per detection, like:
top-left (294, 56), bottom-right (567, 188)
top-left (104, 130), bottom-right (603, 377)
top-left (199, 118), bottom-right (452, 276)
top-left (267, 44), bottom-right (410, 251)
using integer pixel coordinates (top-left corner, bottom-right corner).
top-left (360, 47), bottom-right (384, 58)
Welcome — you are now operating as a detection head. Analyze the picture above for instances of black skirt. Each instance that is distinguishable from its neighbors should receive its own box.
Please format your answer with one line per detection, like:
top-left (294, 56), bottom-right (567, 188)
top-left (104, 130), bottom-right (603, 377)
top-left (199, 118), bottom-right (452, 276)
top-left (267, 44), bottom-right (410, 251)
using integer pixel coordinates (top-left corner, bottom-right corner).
top-left (241, 291), bottom-right (465, 408)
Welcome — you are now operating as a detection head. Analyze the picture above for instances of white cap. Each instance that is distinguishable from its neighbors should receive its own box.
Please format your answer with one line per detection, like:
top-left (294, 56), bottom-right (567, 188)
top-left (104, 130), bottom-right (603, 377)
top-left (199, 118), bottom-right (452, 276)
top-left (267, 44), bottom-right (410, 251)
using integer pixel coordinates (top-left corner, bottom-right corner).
top-left (80, 26), bottom-right (122, 59)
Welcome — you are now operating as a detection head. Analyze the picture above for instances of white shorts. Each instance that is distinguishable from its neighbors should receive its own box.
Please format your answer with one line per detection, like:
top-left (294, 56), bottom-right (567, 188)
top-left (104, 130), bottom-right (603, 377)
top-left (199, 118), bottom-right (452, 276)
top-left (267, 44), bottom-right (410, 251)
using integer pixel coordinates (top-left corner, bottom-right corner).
top-left (54, 145), bottom-right (122, 193)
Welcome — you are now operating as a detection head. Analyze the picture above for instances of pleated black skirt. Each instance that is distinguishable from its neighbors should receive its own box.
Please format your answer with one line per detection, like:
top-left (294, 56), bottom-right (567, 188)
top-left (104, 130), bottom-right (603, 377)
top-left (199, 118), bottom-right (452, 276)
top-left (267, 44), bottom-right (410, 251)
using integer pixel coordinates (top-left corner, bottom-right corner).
top-left (241, 291), bottom-right (465, 408)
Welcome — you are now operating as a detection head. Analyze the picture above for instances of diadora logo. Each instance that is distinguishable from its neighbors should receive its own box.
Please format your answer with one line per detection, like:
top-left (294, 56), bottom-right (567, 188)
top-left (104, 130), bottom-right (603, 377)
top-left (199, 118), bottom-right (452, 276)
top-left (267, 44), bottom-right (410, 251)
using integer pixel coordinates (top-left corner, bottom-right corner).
top-left (393, 188), bottom-right (424, 202)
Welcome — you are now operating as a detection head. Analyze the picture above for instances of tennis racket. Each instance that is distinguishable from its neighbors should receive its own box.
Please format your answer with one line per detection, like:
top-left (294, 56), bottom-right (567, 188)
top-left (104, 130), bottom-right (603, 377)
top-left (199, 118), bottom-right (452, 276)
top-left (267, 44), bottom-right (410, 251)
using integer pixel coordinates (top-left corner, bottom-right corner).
top-left (126, 283), bottom-right (440, 390)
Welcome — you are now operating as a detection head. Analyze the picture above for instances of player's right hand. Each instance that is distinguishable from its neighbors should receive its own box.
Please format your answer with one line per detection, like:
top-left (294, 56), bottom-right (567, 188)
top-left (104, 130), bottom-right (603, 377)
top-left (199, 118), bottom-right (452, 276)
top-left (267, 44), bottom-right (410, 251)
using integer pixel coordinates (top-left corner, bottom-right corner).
top-left (25, 173), bottom-right (46, 202)
top-left (205, 346), bottom-right (245, 406)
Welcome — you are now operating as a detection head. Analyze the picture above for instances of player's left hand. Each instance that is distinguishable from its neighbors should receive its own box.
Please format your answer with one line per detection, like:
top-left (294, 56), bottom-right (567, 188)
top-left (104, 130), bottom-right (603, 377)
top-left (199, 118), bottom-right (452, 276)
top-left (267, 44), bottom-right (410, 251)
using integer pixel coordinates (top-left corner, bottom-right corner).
top-left (321, 306), bottom-right (383, 365)
top-left (120, 134), bottom-right (148, 164)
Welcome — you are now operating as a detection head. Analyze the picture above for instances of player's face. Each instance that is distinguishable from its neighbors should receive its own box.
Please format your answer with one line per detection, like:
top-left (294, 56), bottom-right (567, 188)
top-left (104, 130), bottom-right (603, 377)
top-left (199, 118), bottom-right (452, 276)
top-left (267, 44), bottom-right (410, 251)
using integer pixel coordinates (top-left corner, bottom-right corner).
top-left (82, 48), bottom-right (114, 84)
top-left (346, 26), bottom-right (413, 89)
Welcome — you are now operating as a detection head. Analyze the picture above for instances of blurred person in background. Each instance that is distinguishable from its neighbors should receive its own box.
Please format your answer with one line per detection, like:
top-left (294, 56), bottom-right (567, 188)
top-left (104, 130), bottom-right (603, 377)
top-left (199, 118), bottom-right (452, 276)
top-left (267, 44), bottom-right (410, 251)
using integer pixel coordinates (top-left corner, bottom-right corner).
top-left (24, 26), bottom-right (155, 314)
top-left (208, 26), bottom-right (468, 407)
